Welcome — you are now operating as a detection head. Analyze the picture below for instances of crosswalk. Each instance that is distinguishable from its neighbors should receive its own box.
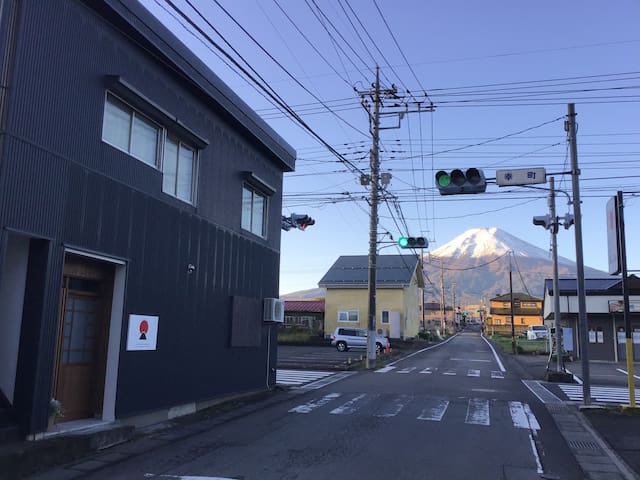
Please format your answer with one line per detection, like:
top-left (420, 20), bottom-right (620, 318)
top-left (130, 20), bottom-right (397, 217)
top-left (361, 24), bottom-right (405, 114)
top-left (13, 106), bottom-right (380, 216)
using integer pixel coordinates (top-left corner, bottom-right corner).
top-left (558, 384), bottom-right (640, 405)
top-left (375, 365), bottom-right (505, 379)
top-left (287, 392), bottom-right (541, 431)
top-left (276, 369), bottom-right (337, 386)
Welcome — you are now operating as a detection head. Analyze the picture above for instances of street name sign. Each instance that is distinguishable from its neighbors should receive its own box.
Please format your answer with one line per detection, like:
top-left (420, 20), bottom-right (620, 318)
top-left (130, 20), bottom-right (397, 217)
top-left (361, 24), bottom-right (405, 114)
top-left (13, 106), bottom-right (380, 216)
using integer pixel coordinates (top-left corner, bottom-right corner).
top-left (496, 167), bottom-right (546, 186)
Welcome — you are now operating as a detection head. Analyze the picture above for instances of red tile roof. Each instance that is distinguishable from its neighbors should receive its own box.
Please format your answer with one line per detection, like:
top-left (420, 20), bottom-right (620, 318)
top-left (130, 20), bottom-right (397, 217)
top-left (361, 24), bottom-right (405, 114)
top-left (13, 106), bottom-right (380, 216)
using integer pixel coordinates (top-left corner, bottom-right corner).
top-left (284, 300), bottom-right (325, 313)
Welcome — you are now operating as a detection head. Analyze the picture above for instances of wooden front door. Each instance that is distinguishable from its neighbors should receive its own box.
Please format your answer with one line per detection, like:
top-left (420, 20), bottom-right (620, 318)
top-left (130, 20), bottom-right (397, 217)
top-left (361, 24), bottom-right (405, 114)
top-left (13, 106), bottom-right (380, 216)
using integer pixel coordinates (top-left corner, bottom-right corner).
top-left (53, 256), bottom-right (113, 421)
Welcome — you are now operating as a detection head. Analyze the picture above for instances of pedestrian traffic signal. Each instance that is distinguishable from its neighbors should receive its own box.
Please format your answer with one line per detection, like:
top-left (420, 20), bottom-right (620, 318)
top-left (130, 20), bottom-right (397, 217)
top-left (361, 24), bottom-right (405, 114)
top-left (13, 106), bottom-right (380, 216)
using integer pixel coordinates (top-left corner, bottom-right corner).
top-left (398, 236), bottom-right (427, 248)
top-left (435, 168), bottom-right (487, 195)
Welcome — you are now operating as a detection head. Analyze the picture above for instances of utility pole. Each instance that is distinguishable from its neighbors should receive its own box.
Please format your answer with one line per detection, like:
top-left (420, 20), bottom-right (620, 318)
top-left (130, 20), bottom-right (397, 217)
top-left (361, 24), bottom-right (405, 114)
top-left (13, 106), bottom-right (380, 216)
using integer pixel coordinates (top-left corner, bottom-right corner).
top-left (509, 255), bottom-right (516, 354)
top-left (549, 178), bottom-right (563, 373)
top-left (440, 258), bottom-right (445, 334)
top-left (566, 103), bottom-right (591, 405)
top-left (357, 67), bottom-right (400, 368)
top-left (452, 282), bottom-right (457, 330)
top-left (616, 191), bottom-right (636, 407)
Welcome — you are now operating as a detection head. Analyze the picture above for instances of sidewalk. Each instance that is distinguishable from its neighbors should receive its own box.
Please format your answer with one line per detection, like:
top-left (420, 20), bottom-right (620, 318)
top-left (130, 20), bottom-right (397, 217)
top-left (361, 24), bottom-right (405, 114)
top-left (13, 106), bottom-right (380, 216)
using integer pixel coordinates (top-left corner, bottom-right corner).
top-left (509, 352), bottom-right (640, 480)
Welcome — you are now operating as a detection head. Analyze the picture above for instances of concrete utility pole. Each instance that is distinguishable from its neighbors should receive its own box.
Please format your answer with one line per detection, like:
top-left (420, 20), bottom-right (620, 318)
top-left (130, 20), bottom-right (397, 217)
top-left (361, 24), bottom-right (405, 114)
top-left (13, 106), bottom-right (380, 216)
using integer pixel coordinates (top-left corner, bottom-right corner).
top-left (616, 191), bottom-right (636, 407)
top-left (365, 67), bottom-right (381, 368)
top-left (549, 178), bottom-right (564, 373)
top-left (440, 258), bottom-right (445, 334)
top-left (566, 103), bottom-right (591, 405)
top-left (357, 67), bottom-right (400, 368)
top-left (509, 256), bottom-right (516, 354)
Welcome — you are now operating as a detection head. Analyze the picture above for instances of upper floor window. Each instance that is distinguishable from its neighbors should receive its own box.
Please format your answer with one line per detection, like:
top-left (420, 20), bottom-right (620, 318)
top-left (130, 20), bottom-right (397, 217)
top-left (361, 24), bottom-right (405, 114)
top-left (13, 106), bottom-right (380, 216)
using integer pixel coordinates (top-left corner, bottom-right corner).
top-left (242, 185), bottom-right (267, 237)
top-left (102, 93), bottom-right (160, 167)
top-left (163, 137), bottom-right (195, 203)
top-left (102, 93), bottom-right (197, 204)
top-left (338, 310), bottom-right (359, 322)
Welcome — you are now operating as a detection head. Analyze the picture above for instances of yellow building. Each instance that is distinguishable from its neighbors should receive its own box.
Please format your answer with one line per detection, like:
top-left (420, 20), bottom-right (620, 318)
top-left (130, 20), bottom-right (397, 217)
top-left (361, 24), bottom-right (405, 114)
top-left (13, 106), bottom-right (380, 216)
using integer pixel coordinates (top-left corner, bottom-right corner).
top-left (319, 255), bottom-right (424, 339)
top-left (487, 292), bottom-right (543, 336)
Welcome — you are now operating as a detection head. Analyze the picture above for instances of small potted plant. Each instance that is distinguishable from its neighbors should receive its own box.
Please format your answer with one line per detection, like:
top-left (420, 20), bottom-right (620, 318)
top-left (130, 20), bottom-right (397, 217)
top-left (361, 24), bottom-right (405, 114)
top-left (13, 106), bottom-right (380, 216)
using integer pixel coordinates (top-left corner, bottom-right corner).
top-left (48, 398), bottom-right (64, 429)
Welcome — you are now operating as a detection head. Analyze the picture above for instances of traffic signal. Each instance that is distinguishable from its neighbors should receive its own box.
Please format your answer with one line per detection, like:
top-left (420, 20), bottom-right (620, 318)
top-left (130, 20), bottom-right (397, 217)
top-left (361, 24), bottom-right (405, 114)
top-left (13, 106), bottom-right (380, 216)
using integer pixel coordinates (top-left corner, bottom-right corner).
top-left (398, 236), bottom-right (428, 249)
top-left (435, 168), bottom-right (487, 195)
top-left (532, 214), bottom-right (557, 234)
top-left (291, 213), bottom-right (315, 231)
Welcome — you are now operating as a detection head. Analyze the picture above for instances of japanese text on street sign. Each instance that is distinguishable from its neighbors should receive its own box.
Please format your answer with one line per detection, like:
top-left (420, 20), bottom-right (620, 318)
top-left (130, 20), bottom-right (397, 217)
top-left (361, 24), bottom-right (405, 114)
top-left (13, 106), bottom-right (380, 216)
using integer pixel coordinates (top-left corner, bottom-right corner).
top-left (496, 167), bottom-right (546, 186)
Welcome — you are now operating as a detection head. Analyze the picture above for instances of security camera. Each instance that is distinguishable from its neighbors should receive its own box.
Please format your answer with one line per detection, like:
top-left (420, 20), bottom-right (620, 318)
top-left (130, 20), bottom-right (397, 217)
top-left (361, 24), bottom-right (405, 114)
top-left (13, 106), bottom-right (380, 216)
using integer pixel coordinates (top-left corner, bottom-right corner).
top-left (187, 264), bottom-right (195, 274)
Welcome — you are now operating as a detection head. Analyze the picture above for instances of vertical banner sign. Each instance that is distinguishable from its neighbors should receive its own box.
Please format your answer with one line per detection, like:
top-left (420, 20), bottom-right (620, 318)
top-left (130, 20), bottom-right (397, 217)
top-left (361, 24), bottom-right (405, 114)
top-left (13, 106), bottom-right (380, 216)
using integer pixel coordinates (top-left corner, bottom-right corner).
top-left (127, 314), bottom-right (159, 351)
top-left (606, 196), bottom-right (621, 275)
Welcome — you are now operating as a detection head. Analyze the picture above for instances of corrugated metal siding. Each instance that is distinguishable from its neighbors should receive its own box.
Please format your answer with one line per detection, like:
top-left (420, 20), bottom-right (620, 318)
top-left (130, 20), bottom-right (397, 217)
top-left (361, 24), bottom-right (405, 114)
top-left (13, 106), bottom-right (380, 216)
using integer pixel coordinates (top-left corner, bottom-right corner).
top-left (1, 0), bottom-right (286, 424)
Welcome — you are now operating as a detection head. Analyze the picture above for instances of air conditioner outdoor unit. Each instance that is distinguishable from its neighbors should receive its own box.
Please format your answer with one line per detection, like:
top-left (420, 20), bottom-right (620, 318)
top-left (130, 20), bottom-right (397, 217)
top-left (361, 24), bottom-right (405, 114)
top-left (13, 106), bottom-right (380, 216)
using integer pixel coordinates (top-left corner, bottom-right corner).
top-left (263, 298), bottom-right (285, 323)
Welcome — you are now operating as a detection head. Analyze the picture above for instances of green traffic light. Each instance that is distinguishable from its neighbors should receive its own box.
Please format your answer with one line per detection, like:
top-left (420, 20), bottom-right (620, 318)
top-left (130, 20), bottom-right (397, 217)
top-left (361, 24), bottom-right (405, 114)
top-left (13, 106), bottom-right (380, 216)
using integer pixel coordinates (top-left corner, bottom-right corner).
top-left (436, 171), bottom-right (451, 187)
top-left (398, 236), bottom-right (409, 247)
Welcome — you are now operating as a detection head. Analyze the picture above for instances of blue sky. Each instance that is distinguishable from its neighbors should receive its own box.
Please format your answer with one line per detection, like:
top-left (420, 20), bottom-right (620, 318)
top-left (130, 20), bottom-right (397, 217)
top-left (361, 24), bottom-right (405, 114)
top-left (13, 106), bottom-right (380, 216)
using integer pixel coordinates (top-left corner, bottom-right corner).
top-left (140, 0), bottom-right (640, 295)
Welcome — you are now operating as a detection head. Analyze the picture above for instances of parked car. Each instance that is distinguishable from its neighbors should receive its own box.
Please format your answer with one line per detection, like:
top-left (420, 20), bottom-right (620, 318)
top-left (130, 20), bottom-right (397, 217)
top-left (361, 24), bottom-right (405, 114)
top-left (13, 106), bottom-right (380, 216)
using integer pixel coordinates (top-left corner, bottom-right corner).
top-left (330, 327), bottom-right (390, 353)
top-left (526, 325), bottom-right (549, 340)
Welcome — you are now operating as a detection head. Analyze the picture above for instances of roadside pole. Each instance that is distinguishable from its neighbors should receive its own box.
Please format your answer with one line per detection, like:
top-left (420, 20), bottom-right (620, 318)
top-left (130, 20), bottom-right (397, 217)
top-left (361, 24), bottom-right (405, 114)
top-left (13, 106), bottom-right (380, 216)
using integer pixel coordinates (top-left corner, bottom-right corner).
top-left (616, 191), bottom-right (636, 408)
top-left (566, 103), bottom-right (591, 406)
top-left (549, 178), bottom-right (563, 372)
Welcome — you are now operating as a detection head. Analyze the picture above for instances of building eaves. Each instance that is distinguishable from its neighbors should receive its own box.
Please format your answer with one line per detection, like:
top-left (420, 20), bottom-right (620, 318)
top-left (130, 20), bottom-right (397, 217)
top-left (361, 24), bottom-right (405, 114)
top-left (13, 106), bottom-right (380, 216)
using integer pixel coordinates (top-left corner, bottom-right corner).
top-left (92, 0), bottom-right (296, 171)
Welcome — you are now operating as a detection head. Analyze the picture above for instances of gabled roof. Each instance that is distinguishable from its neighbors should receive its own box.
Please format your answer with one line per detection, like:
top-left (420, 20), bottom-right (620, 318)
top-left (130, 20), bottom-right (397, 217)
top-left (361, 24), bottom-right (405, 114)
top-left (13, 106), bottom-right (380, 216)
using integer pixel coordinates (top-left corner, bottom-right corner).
top-left (91, 1), bottom-right (295, 171)
top-left (284, 300), bottom-right (325, 313)
top-left (491, 292), bottom-right (541, 302)
top-left (318, 255), bottom-right (422, 288)
top-left (544, 275), bottom-right (640, 296)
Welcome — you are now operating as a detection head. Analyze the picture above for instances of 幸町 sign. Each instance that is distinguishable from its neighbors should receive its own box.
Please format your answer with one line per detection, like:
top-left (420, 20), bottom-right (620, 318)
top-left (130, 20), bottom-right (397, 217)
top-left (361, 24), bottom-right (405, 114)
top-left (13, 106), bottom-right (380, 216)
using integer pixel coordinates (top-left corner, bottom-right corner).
top-left (126, 314), bottom-right (159, 351)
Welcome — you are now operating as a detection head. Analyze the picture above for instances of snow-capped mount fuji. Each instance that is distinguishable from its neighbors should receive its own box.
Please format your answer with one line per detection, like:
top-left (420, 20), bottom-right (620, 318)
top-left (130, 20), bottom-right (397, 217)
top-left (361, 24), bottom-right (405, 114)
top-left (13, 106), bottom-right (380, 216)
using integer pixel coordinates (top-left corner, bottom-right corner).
top-left (430, 227), bottom-right (574, 266)
top-left (423, 227), bottom-right (608, 304)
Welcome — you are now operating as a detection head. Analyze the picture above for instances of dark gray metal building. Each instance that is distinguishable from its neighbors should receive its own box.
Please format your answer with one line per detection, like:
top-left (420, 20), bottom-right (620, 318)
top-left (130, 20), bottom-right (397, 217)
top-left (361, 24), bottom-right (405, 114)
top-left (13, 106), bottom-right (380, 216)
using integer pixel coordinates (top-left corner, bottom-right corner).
top-left (0, 0), bottom-right (295, 437)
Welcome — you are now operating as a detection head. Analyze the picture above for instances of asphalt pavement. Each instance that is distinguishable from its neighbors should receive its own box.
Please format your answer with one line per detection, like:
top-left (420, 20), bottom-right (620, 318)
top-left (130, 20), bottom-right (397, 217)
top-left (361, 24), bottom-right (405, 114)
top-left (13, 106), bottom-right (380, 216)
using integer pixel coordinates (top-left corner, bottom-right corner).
top-left (2, 334), bottom-right (640, 479)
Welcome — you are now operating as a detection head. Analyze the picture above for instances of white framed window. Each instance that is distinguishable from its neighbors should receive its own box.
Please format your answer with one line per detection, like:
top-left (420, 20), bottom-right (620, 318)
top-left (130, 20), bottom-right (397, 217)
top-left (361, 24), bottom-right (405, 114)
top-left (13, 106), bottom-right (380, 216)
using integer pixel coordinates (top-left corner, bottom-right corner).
top-left (241, 185), bottom-right (267, 237)
top-left (338, 310), bottom-right (359, 323)
top-left (102, 92), bottom-right (198, 205)
top-left (381, 310), bottom-right (390, 324)
top-left (163, 137), bottom-right (196, 203)
top-left (102, 93), bottom-right (160, 167)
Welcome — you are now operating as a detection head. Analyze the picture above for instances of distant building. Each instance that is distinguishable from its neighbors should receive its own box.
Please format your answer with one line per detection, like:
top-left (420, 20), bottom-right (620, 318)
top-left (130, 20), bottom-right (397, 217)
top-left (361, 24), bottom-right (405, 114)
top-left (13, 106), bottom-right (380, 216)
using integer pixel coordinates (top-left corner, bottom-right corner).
top-left (283, 300), bottom-right (325, 335)
top-left (318, 255), bottom-right (424, 339)
top-left (542, 276), bottom-right (640, 361)
top-left (487, 293), bottom-right (543, 336)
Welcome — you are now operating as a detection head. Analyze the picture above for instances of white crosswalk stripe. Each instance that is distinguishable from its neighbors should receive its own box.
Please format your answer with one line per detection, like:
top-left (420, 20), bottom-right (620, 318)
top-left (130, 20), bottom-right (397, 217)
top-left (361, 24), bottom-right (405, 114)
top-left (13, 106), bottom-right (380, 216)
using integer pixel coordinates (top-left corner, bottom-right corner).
top-left (465, 398), bottom-right (490, 426)
top-left (374, 367), bottom-right (504, 379)
top-left (397, 367), bottom-right (417, 374)
top-left (276, 369), bottom-right (336, 386)
top-left (559, 384), bottom-right (640, 405)
top-left (467, 369), bottom-right (480, 377)
top-left (420, 367), bottom-right (435, 374)
top-left (491, 371), bottom-right (505, 379)
top-left (288, 393), bottom-right (541, 432)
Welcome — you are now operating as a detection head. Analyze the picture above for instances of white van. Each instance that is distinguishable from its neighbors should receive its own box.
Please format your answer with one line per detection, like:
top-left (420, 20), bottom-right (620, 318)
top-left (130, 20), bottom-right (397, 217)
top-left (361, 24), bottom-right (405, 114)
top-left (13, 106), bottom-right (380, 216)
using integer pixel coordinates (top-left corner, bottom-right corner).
top-left (526, 325), bottom-right (549, 340)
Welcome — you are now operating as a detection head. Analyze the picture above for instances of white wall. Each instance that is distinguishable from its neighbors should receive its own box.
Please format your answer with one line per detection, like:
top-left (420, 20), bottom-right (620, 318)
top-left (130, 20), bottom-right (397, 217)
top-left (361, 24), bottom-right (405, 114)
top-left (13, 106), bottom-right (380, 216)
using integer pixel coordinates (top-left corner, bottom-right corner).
top-left (0, 235), bottom-right (29, 403)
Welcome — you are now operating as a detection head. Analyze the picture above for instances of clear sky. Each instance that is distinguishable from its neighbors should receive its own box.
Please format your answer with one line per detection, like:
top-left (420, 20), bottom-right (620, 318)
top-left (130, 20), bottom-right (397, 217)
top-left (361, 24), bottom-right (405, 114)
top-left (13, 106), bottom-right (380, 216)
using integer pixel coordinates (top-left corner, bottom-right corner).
top-left (140, 0), bottom-right (640, 295)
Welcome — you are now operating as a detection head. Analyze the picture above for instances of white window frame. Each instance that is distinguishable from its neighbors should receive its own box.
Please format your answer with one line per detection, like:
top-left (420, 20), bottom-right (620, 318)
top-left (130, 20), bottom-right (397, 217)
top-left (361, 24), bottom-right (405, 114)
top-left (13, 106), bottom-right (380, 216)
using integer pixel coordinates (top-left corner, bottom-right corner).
top-left (338, 310), bottom-right (359, 323)
top-left (241, 184), bottom-right (267, 238)
top-left (102, 92), bottom-right (198, 205)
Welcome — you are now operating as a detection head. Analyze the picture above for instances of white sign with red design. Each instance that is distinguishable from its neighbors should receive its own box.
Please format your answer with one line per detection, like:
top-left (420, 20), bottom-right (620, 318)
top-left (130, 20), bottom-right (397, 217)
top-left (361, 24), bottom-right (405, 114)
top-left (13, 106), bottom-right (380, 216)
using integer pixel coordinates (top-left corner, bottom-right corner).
top-left (126, 314), bottom-right (159, 351)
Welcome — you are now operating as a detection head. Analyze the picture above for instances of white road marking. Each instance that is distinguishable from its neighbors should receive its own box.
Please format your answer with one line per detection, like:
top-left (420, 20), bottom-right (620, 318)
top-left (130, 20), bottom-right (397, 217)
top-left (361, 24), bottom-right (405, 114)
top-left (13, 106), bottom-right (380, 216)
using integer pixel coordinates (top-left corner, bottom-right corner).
top-left (420, 367), bottom-right (434, 374)
top-left (450, 358), bottom-right (491, 362)
top-left (465, 398), bottom-right (490, 426)
top-left (375, 365), bottom-right (396, 373)
top-left (491, 371), bottom-right (504, 379)
top-left (417, 399), bottom-right (449, 421)
top-left (386, 333), bottom-right (460, 366)
top-left (480, 335), bottom-right (506, 372)
top-left (529, 432), bottom-right (544, 474)
top-left (145, 476), bottom-right (235, 479)
top-left (375, 395), bottom-right (409, 417)
top-left (330, 394), bottom-right (370, 415)
top-left (276, 370), bottom-right (334, 386)
top-left (397, 367), bottom-right (417, 374)
top-left (300, 371), bottom-right (356, 390)
top-left (616, 368), bottom-right (640, 380)
top-left (443, 370), bottom-right (457, 376)
top-left (289, 393), bottom-right (342, 413)
top-left (509, 401), bottom-right (540, 430)
top-left (467, 369), bottom-right (480, 377)
top-left (559, 384), bottom-right (640, 405)
top-left (565, 368), bottom-right (582, 384)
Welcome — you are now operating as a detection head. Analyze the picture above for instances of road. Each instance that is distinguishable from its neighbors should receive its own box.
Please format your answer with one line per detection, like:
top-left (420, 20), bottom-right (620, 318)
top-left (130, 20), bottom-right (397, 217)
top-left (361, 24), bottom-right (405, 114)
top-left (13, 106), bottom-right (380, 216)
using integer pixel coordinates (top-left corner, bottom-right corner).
top-left (58, 329), bottom-right (584, 479)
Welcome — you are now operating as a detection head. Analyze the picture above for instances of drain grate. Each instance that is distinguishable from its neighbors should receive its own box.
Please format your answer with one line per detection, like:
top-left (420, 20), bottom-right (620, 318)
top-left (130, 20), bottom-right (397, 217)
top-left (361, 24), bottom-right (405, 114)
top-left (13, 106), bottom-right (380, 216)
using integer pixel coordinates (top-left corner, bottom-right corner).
top-left (568, 440), bottom-right (600, 450)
